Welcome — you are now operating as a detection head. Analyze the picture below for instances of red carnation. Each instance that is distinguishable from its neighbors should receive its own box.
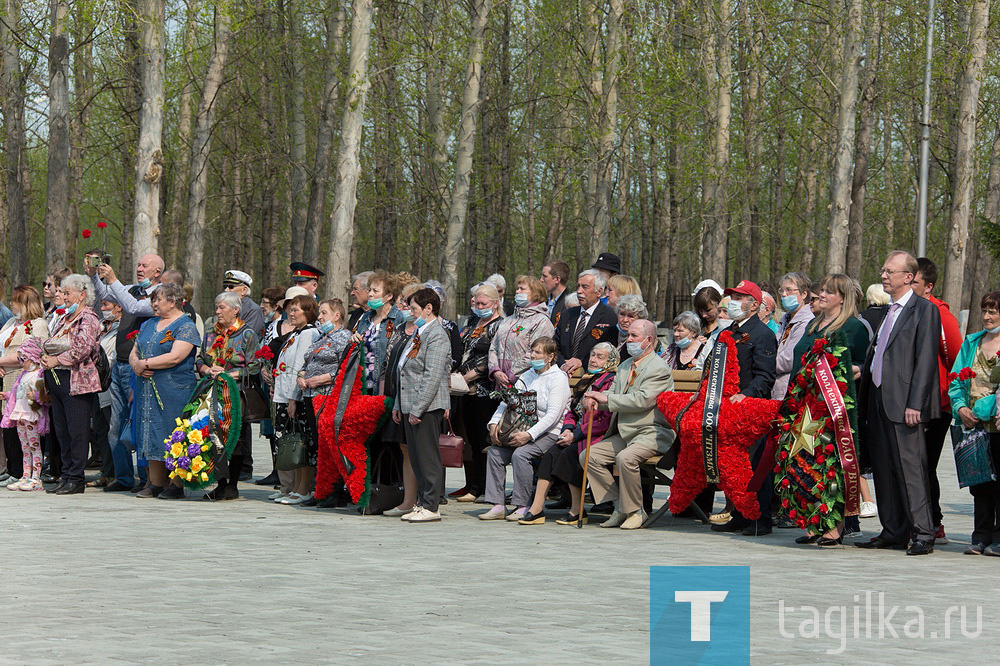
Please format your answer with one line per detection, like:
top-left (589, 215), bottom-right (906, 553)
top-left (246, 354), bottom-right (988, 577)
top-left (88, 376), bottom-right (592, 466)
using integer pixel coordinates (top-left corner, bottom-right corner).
top-left (815, 454), bottom-right (826, 464)
top-left (815, 482), bottom-right (825, 492)
top-left (811, 338), bottom-right (828, 354)
top-left (55, 308), bottom-right (66, 315)
top-left (820, 503), bottom-right (829, 513)
top-left (959, 367), bottom-right (977, 381)
top-left (126, 330), bottom-right (139, 341)
top-left (788, 509), bottom-right (797, 519)
top-left (82, 229), bottom-right (91, 239)
top-left (827, 356), bottom-right (838, 367)
top-left (773, 464), bottom-right (781, 473)
top-left (781, 422), bottom-right (791, 432)
top-left (254, 347), bottom-right (274, 360)
top-left (779, 450), bottom-right (789, 460)
top-left (948, 372), bottom-right (959, 383)
top-left (825, 444), bottom-right (835, 454)
top-left (782, 498), bottom-right (790, 509)
top-left (781, 478), bottom-right (791, 488)
top-left (97, 221), bottom-right (108, 229)
top-left (810, 515), bottom-right (821, 525)
top-left (826, 469), bottom-right (836, 479)
top-left (796, 518), bottom-right (807, 528)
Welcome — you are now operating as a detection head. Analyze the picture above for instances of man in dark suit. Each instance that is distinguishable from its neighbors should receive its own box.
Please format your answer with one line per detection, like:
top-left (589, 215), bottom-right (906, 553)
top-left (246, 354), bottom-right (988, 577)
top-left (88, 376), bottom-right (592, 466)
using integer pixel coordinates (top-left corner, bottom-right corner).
top-left (541, 259), bottom-right (570, 325)
top-left (711, 279), bottom-right (778, 536)
top-left (553, 269), bottom-right (618, 375)
top-left (856, 251), bottom-right (941, 556)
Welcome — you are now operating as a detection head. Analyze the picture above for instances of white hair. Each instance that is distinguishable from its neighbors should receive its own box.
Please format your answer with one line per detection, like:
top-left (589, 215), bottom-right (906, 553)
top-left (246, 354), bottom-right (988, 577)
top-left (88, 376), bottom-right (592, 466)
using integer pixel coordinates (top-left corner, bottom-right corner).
top-left (215, 291), bottom-right (243, 311)
top-left (578, 268), bottom-right (607, 292)
top-left (61, 274), bottom-right (96, 306)
top-left (353, 271), bottom-right (374, 286)
top-left (485, 273), bottom-right (506, 291)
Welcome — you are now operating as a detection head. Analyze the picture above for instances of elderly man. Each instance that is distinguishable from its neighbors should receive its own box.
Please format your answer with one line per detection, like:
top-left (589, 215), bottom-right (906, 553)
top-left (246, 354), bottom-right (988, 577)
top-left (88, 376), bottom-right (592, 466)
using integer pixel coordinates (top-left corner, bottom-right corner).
top-left (554, 269), bottom-right (618, 375)
top-left (486, 273), bottom-right (514, 316)
top-left (347, 270), bottom-right (373, 330)
top-left (85, 252), bottom-right (163, 492)
top-left (289, 261), bottom-right (323, 297)
top-left (582, 319), bottom-right (675, 530)
top-left (223, 270), bottom-right (265, 336)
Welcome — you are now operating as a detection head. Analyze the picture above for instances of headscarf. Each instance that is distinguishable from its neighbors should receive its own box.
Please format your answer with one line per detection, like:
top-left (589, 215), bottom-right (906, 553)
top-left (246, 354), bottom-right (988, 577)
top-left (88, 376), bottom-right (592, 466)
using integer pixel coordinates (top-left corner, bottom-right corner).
top-left (569, 344), bottom-right (620, 413)
top-left (17, 336), bottom-right (44, 364)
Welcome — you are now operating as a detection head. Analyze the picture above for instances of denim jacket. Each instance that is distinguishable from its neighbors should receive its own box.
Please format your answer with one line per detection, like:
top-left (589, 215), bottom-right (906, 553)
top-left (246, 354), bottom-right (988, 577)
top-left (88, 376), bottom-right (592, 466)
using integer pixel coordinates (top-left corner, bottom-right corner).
top-left (356, 305), bottom-right (407, 392)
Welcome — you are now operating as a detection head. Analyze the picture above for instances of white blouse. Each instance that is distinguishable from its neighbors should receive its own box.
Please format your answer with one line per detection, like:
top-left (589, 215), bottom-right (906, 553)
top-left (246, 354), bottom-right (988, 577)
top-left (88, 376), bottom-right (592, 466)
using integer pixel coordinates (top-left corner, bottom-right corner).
top-left (489, 364), bottom-right (571, 441)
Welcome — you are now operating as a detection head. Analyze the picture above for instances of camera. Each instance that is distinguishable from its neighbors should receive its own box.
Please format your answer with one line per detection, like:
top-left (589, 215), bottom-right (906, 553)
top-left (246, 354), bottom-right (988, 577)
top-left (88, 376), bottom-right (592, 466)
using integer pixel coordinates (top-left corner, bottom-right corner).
top-left (85, 253), bottom-right (111, 269)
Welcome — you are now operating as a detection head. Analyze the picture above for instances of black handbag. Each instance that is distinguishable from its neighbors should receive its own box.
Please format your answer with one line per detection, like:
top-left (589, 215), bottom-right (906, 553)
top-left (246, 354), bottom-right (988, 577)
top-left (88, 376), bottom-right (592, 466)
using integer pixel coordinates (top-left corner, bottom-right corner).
top-left (240, 376), bottom-right (269, 423)
top-left (360, 448), bottom-right (404, 515)
top-left (275, 428), bottom-right (308, 471)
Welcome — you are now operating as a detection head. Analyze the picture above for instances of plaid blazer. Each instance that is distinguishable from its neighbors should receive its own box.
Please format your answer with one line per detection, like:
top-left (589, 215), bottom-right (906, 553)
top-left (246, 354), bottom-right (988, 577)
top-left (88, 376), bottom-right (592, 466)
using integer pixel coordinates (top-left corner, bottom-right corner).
top-left (398, 319), bottom-right (452, 416)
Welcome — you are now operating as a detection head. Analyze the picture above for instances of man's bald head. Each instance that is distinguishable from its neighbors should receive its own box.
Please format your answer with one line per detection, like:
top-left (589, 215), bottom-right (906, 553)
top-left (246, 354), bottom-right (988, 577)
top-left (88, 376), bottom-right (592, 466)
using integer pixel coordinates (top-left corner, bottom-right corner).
top-left (137, 254), bottom-right (164, 283)
top-left (626, 318), bottom-right (657, 359)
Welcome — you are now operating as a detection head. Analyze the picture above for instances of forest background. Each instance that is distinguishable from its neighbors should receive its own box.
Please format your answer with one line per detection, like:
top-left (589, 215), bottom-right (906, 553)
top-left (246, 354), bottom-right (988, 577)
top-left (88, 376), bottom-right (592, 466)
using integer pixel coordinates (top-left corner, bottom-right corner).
top-left (2, 0), bottom-right (999, 329)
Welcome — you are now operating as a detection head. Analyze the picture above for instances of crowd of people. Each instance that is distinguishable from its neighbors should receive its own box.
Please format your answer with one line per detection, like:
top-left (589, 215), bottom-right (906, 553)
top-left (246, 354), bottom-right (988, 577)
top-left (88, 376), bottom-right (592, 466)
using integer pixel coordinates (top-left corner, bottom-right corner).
top-left (1, 247), bottom-right (996, 556)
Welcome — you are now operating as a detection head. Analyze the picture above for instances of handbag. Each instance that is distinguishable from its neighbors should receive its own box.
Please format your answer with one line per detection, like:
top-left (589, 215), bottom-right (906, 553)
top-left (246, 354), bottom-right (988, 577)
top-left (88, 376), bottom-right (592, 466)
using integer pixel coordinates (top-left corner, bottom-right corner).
top-left (240, 375), bottom-right (269, 423)
top-left (439, 417), bottom-right (466, 468)
top-left (952, 425), bottom-right (996, 489)
top-left (275, 427), bottom-right (308, 471)
top-left (494, 385), bottom-right (538, 448)
top-left (359, 448), bottom-right (404, 515)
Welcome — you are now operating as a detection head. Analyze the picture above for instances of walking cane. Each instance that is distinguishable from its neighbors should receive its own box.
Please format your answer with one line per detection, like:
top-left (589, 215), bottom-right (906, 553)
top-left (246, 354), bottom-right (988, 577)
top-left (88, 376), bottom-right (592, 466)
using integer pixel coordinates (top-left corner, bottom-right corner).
top-left (577, 405), bottom-right (595, 529)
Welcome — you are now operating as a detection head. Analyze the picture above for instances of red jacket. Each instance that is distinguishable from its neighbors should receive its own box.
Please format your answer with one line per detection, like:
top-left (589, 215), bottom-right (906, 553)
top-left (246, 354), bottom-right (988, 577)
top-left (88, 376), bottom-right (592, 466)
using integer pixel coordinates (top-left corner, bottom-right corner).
top-left (928, 294), bottom-right (962, 413)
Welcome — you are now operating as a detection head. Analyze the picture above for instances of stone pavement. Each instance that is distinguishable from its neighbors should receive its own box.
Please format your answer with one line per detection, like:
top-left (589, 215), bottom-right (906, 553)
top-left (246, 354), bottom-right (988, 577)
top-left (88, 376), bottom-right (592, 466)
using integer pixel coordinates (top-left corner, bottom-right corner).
top-left (1, 433), bottom-right (997, 664)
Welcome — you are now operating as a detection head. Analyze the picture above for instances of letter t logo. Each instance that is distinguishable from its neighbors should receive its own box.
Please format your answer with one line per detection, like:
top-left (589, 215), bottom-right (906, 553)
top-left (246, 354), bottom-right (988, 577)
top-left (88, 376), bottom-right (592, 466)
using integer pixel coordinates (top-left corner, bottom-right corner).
top-left (674, 591), bottom-right (729, 641)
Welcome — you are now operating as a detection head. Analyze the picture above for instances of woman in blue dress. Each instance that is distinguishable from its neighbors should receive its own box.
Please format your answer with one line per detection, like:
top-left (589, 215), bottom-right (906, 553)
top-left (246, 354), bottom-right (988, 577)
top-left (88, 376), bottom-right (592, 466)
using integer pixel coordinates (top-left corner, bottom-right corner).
top-left (128, 283), bottom-right (201, 499)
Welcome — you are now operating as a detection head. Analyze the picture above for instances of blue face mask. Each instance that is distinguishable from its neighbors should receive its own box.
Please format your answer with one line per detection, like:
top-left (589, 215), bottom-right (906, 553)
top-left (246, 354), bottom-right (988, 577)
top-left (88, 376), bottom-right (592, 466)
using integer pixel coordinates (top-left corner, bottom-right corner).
top-left (472, 307), bottom-right (493, 319)
top-left (367, 298), bottom-right (384, 310)
top-left (586, 367), bottom-right (602, 374)
top-left (414, 317), bottom-right (427, 328)
top-left (514, 294), bottom-right (529, 307)
top-left (530, 359), bottom-right (547, 372)
top-left (401, 311), bottom-right (415, 323)
top-left (626, 341), bottom-right (645, 357)
top-left (781, 294), bottom-right (800, 312)
top-left (987, 325), bottom-right (1000, 334)
top-left (137, 278), bottom-right (152, 289)
top-left (674, 336), bottom-right (692, 349)
top-left (617, 324), bottom-right (627, 335)
top-left (318, 320), bottom-right (335, 334)
top-left (65, 303), bottom-right (79, 316)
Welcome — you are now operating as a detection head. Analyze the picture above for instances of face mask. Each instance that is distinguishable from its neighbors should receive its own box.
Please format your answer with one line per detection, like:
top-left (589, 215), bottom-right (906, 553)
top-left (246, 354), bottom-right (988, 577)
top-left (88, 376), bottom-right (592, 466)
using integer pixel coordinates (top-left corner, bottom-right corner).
top-left (617, 324), bottom-right (628, 336)
top-left (674, 336), bottom-right (692, 349)
top-left (65, 303), bottom-right (79, 316)
top-left (514, 294), bottom-right (529, 307)
top-left (586, 366), bottom-right (603, 374)
top-left (137, 278), bottom-right (152, 289)
top-left (318, 320), bottom-right (335, 334)
top-left (402, 311), bottom-right (415, 323)
top-left (987, 325), bottom-right (1000, 334)
top-left (626, 341), bottom-right (645, 357)
top-left (727, 300), bottom-right (747, 320)
top-left (781, 295), bottom-right (800, 312)
top-left (472, 307), bottom-right (493, 319)
top-left (414, 316), bottom-right (427, 328)
top-left (530, 359), bottom-right (547, 372)
top-left (367, 298), bottom-right (384, 310)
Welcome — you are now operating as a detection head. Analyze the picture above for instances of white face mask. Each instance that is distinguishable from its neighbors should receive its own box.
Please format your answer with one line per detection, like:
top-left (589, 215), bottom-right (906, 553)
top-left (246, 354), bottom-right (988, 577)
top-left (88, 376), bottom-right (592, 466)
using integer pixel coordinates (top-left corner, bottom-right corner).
top-left (727, 300), bottom-right (747, 321)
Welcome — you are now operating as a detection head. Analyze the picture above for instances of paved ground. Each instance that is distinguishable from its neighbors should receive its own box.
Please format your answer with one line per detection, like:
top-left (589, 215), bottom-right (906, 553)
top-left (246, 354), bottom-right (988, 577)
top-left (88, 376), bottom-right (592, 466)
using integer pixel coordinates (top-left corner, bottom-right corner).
top-left (1, 433), bottom-right (996, 664)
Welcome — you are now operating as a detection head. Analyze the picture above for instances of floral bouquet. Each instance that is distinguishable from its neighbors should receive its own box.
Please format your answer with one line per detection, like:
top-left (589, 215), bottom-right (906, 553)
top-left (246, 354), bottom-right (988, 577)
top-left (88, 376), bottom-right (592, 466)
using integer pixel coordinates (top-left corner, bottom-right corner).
top-left (255, 345), bottom-right (275, 387)
top-left (163, 408), bottom-right (224, 489)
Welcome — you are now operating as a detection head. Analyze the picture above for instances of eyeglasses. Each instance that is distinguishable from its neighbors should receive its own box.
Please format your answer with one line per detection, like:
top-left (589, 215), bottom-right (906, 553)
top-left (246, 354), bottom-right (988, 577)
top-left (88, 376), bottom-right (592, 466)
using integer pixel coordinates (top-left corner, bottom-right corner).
top-left (777, 288), bottom-right (799, 296)
top-left (879, 268), bottom-right (909, 276)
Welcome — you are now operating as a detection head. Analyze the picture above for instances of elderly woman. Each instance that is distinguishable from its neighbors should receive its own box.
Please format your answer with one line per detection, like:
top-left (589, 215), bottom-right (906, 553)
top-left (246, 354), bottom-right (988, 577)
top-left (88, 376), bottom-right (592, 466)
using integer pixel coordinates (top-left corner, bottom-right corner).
top-left (661, 311), bottom-right (705, 371)
top-left (759, 291), bottom-right (780, 335)
top-left (450, 282), bottom-right (504, 503)
top-left (196, 291), bottom-right (261, 501)
top-left (949, 291), bottom-right (1000, 555)
top-left (773, 272), bottom-right (815, 400)
top-left (606, 275), bottom-right (641, 310)
top-left (520, 343), bottom-right (618, 524)
top-left (129, 283), bottom-right (200, 499)
top-left (269, 294), bottom-right (319, 504)
top-left (615, 294), bottom-right (650, 360)
top-left (0, 286), bottom-right (49, 487)
top-left (353, 270), bottom-right (406, 395)
top-left (481, 337), bottom-right (571, 522)
top-left (39, 275), bottom-right (102, 495)
top-left (488, 275), bottom-right (554, 388)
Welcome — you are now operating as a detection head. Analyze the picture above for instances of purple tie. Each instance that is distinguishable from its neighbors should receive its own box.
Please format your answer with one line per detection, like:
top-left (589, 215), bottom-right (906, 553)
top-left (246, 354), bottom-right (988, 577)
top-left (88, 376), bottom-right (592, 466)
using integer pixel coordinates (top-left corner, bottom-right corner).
top-left (872, 302), bottom-right (900, 387)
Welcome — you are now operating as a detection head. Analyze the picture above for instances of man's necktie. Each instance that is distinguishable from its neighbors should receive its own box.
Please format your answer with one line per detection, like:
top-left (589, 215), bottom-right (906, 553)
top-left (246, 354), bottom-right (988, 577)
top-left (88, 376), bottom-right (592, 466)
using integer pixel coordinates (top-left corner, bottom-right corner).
top-left (872, 302), bottom-right (900, 387)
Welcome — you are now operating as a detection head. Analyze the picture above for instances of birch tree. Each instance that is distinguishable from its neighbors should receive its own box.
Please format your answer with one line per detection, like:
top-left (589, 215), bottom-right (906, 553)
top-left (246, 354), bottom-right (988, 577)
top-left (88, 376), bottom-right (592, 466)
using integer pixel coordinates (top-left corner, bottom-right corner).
top-left (44, 0), bottom-right (70, 271)
top-left (701, 0), bottom-right (732, 283)
top-left (324, 0), bottom-right (374, 300)
top-left (165, 0), bottom-right (198, 267)
top-left (285, 0), bottom-right (308, 261)
top-left (1, 0), bottom-right (28, 285)
top-left (132, 0), bottom-right (165, 263)
top-left (439, 0), bottom-right (491, 317)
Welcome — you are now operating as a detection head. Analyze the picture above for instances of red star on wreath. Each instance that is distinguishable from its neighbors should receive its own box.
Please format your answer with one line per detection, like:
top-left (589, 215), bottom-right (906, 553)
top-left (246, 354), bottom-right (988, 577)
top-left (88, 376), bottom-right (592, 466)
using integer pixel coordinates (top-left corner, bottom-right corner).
top-left (315, 344), bottom-right (391, 505)
top-left (657, 331), bottom-right (781, 519)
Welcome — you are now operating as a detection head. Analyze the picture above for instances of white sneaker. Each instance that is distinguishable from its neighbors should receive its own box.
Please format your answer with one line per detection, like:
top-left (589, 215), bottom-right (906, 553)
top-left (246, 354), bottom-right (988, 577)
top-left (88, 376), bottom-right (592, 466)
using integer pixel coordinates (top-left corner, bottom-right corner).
top-left (478, 505), bottom-right (507, 521)
top-left (600, 509), bottom-right (627, 528)
top-left (400, 505), bottom-right (423, 521)
top-left (268, 490), bottom-right (286, 500)
top-left (505, 507), bottom-right (527, 522)
top-left (382, 505), bottom-right (413, 517)
top-left (406, 507), bottom-right (441, 522)
top-left (859, 501), bottom-right (878, 518)
top-left (6, 477), bottom-right (28, 491)
top-left (281, 492), bottom-right (312, 505)
top-left (843, 527), bottom-right (864, 540)
top-left (621, 509), bottom-right (648, 530)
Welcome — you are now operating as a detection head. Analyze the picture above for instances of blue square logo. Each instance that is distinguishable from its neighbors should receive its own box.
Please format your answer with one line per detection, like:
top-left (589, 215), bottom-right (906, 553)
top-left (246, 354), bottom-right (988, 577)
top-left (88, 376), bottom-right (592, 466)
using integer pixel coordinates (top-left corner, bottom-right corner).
top-left (650, 566), bottom-right (750, 664)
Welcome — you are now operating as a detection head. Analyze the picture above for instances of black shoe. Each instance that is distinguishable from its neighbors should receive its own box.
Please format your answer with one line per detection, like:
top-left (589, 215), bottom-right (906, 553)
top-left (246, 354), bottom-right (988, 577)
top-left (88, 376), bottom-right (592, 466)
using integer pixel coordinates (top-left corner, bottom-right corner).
top-left (546, 497), bottom-right (571, 510)
top-left (984, 543), bottom-right (1000, 557)
top-left (130, 483), bottom-right (146, 494)
top-left (85, 455), bottom-right (102, 470)
top-left (741, 522), bottom-right (772, 536)
top-left (439, 496), bottom-right (449, 505)
top-left (41, 473), bottom-right (57, 484)
top-left (239, 470), bottom-right (252, 482)
top-left (555, 510), bottom-right (588, 525)
top-left (817, 535), bottom-right (843, 546)
top-left (300, 496), bottom-right (319, 507)
top-left (774, 516), bottom-right (797, 529)
top-left (518, 510), bottom-right (546, 525)
top-left (906, 539), bottom-right (935, 556)
top-left (795, 534), bottom-right (820, 544)
top-left (46, 479), bottom-right (67, 494)
top-left (315, 495), bottom-right (342, 508)
top-left (711, 518), bottom-right (747, 533)
top-left (103, 481), bottom-right (133, 492)
top-left (965, 542), bottom-right (987, 555)
top-left (254, 471), bottom-right (279, 486)
top-left (55, 481), bottom-right (85, 495)
top-left (590, 501), bottom-right (614, 514)
top-left (202, 485), bottom-right (232, 501)
top-left (855, 536), bottom-right (907, 550)
top-left (158, 484), bottom-right (185, 500)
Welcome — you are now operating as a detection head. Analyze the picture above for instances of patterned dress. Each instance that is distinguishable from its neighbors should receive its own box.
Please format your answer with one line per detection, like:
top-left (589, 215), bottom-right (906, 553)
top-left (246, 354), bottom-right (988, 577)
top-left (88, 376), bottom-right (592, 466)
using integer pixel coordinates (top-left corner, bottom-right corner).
top-left (133, 315), bottom-right (201, 461)
top-left (199, 320), bottom-right (261, 457)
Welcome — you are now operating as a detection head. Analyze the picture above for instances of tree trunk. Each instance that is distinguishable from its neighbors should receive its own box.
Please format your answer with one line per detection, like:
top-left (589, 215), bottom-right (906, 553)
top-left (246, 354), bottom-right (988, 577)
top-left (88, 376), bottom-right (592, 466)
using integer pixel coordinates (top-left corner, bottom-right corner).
top-left (373, 0), bottom-right (402, 269)
top-left (944, 0), bottom-right (991, 307)
top-left (285, 0), bottom-right (308, 263)
top-left (970, 113), bottom-right (1000, 333)
top-left (183, 8), bottom-right (232, 295)
top-left (439, 0), bottom-right (491, 318)
top-left (165, 0), bottom-right (198, 268)
top-left (304, 0), bottom-right (348, 261)
top-left (701, 0), bottom-right (732, 284)
top-left (67, 4), bottom-right (93, 266)
top-left (1, 0), bottom-right (28, 286)
top-left (324, 0), bottom-right (375, 300)
top-left (44, 0), bottom-right (70, 272)
top-left (800, 132), bottom-right (819, 273)
top-left (825, 0), bottom-right (863, 274)
top-left (132, 0), bottom-right (165, 263)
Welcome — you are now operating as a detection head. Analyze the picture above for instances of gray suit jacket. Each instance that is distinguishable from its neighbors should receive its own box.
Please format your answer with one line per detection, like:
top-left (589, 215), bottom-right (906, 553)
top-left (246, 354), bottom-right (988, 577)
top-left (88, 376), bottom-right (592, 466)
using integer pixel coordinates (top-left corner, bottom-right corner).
top-left (397, 319), bottom-right (452, 416)
top-left (602, 351), bottom-right (676, 453)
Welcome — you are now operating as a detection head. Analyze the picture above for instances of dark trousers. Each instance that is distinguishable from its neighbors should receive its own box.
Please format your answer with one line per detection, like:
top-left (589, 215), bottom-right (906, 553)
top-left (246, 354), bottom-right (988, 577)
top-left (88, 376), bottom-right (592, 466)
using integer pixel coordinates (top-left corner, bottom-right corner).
top-left (925, 413), bottom-right (951, 527)
top-left (461, 395), bottom-right (499, 496)
top-left (45, 370), bottom-right (96, 485)
top-left (2, 426), bottom-right (22, 478)
top-left (970, 433), bottom-right (1000, 545)
top-left (91, 401), bottom-right (113, 478)
top-left (866, 386), bottom-right (934, 543)
top-left (403, 408), bottom-right (444, 512)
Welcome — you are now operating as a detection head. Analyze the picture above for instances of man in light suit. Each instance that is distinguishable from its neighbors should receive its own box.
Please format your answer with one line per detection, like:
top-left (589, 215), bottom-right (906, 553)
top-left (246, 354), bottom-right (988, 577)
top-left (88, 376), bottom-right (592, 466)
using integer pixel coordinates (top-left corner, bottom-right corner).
top-left (582, 319), bottom-right (675, 530)
top-left (856, 251), bottom-right (942, 555)
top-left (393, 287), bottom-right (452, 523)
